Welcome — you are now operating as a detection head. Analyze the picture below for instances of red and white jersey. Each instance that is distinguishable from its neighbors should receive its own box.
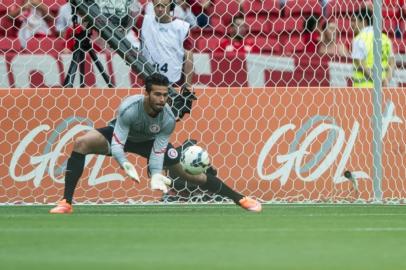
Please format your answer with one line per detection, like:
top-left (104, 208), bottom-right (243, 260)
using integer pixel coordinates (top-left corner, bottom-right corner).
top-left (141, 14), bottom-right (190, 84)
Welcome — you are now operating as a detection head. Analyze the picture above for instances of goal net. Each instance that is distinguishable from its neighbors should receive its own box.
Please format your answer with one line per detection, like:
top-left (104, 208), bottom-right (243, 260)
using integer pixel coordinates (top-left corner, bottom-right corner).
top-left (1, 0), bottom-right (405, 204)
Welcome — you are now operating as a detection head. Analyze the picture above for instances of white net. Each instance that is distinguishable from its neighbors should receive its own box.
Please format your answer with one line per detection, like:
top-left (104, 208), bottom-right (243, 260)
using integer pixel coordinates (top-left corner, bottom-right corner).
top-left (1, 0), bottom-right (405, 204)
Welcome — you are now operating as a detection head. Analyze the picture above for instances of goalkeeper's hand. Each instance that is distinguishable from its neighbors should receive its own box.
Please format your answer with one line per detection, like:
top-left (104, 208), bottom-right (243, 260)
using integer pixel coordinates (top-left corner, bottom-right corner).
top-left (150, 173), bottom-right (172, 193)
top-left (169, 84), bottom-right (197, 120)
top-left (123, 162), bottom-right (140, 183)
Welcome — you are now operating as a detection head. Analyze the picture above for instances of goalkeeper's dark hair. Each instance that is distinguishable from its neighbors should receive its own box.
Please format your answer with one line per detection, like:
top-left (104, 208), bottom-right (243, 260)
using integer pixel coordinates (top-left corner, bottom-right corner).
top-left (145, 73), bottom-right (170, 93)
top-left (354, 8), bottom-right (373, 26)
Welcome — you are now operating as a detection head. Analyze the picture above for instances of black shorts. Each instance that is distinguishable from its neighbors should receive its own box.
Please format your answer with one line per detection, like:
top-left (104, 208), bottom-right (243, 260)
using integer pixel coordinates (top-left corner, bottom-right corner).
top-left (96, 126), bottom-right (180, 168)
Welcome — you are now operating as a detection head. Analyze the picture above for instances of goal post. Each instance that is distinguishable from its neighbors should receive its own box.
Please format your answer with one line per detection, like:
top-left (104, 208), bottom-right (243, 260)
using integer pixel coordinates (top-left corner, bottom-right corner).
top-left (372, 0), bottom-right (383, 201)
top-left (1, 86), bottom-right (405, 204)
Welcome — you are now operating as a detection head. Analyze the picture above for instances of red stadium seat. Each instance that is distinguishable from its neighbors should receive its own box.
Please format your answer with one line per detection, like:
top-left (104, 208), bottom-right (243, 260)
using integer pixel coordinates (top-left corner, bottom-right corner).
top-left (190, 27), bottom-right (216, 40)
top-left (383, 17), bottom-right (398, 37)
top-left (249, 35), bottom-right (281, 54)
top-left (271, 17), bottom-right (305, 36)
top-left (241, 0), bottom-right (280, 17)
top-left (280, 35), bottom-right (305, 55)
top-left (284, 0), bottom-right (322, 17)
top-left (0, 15), bottom-right (20, 37)
top-left (326, 0), bottom-right (362, 17)
top-left (392, 37), bottom-right (406, 54)
top-left (195, 37), bottom-right (222, 52)
top-left (0, 36), bottom-right (21, 51)
top-left (0, 0), bottom-right (25, 12)
top-left (335, 17), bottom-right (354, 38)
top-left (210, 16), bottom-right (226, 36)
top-left (0, 0), bottom-right (65, 13)
top-left (23, 37), bottom-right (65, 53)
top-left (245, 14), bottom-right (272, 35)
top-left (382, 6), bottom-right (399, 18)
top-left (39, 0), bottom-right (67, 11)
top-left (212, 0), bottom-right (241, 26)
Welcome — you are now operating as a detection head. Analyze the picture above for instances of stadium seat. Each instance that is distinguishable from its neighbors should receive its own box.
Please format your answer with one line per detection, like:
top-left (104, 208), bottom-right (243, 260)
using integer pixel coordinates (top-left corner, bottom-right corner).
top-left (240, 0), bottom-right (280, 17)
top-left (383, 17), bottom-right (399, 37)
top-left (210, 16), bottom-right (226, 36)
top-left (325, 0), bottom-right (362, 17)
top-left (284, 0), bottom-right (322, 17)
top-left (0, 15), bottom-right (20, 37)
top-left (245, 14), bottom-right (272, 36)
top-left (0, 36), bottom-right (21, 51)
top-left (280, 35), bottom-right (305, 55)
top-left (212, 0), bottom-right (241, 27)
top-left (0, 0), bottom-right (25, 12)
top-left (195, 37), bottom-right (222, 52)
top-left (335, 17), bottom-right (353, 38)
top-left (392, 37), bottom-right (406, 54)
top-left (190, 27), bottom-right (215, 40)
top-left (23, 37), bottom-right (65, 54)
top-left (271, 17), bottom-right (305, 36)
top-left (39, 0), bottom-right (67, 12)
top-left (382, 6), bottom-right (399, 18)
top-left (249, 35), bottom-right (280, 54)
top-left (0, 0), bottom-right (22, 36)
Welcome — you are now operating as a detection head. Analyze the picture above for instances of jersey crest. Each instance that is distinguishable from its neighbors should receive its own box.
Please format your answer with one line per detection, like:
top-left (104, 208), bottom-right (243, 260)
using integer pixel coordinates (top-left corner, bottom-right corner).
top-left (149, 124), bottom-right (160, 133)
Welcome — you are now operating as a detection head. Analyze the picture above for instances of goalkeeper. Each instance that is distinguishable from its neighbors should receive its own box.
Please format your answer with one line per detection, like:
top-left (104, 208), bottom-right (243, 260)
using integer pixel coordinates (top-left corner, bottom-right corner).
top-left (49, 73), bottom-right (261, 214)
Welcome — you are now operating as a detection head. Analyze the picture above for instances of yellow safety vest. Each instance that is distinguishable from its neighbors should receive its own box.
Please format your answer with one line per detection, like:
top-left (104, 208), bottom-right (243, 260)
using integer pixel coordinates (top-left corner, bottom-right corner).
top-left (352, 29), bottom-right (392, 88)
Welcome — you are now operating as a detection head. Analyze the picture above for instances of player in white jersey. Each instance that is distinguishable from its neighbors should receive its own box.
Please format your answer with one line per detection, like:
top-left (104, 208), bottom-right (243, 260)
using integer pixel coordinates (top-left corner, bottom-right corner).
top-left (140, 0), bottom-right (194, 87)
top-left (49, 73), bottom-right (261, 214)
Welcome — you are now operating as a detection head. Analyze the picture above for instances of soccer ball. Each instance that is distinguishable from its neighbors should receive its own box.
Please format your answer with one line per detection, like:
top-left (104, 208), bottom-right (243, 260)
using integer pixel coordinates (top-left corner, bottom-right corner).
top-left (180, 145), bottom-right (210, 175)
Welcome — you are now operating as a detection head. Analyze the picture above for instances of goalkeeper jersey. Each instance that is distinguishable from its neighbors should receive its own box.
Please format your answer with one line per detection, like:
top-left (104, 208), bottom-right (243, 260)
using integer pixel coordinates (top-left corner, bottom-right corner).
top-left (109, 95), bottom-right (176, 175)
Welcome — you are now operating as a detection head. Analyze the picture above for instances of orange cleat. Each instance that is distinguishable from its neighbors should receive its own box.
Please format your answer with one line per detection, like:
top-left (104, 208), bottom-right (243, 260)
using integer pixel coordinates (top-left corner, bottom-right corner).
top-left (49, 199), bottom-right (73, 214)
top-left (239, 197), bottom-right (262, 212)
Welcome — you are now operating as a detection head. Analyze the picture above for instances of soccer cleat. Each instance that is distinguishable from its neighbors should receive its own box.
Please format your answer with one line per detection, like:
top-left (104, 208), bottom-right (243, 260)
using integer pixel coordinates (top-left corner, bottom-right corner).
top-left (49, 199), bottom-right (73, 214)
top-left (239, 197), bottom-right (262, 212)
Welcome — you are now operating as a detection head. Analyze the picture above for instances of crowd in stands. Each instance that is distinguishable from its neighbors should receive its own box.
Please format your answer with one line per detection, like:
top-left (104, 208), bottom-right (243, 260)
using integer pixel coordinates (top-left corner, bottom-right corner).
top-left (0, 0), bottom-right (405, 56)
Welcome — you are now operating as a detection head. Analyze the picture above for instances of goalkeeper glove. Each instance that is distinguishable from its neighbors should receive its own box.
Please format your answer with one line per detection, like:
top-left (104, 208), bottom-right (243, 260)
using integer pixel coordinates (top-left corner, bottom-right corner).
top-left (123, 162), bottom-right (140, 183)
top-left (169, 85), bottom-right (197, 120)
top-left (150, 174), bottom-right (172, 193)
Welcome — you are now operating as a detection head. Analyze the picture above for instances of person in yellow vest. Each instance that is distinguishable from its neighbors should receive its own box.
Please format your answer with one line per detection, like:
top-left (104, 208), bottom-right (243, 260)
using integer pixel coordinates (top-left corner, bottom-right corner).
top-left (351, 8), bottom-right (395, 88)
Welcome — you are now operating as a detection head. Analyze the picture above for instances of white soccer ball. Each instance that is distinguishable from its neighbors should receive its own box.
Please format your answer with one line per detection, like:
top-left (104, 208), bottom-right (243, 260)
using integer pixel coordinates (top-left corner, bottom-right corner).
top-left (180, 145), bottom-right (210, 175)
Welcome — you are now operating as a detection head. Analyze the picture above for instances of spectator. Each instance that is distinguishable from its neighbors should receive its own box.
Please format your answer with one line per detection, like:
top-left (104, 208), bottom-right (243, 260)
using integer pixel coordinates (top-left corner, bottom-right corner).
top-left (351, 8), bottom-right (395, 87)
top-left (318, 21), bottom-right (349, 57)
top-left (302, 15), bottom-right (321, 54)
top-left (8, 0), bottom-right (52, 48)
top-left (217, 15), bottom-right (260, 54)
top-left (145, 0), bottom-right (197, 27)
top-left (140, 0), bottom-right (194, 86)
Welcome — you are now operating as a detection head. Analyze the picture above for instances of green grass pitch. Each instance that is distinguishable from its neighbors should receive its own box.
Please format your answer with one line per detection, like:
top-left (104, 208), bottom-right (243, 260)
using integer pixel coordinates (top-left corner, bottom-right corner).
top-left (1, 204), bottom-right (406, 270)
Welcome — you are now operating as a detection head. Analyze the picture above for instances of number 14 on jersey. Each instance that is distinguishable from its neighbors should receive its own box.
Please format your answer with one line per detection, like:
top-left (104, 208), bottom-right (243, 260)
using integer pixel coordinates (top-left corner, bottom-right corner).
top-left (155, 63), bottom-right (168, 73)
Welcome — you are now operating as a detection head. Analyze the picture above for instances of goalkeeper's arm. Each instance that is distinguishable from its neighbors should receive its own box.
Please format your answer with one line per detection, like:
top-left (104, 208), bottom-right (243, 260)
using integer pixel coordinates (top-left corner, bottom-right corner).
top-left (110, 111), bottom-right (140, 182)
